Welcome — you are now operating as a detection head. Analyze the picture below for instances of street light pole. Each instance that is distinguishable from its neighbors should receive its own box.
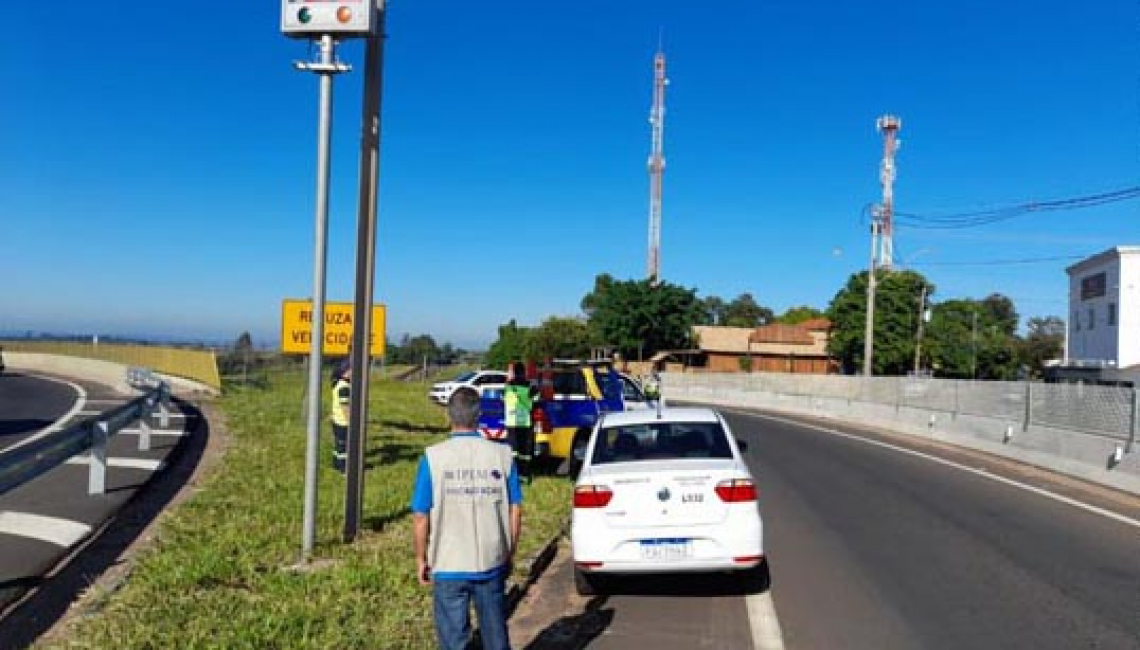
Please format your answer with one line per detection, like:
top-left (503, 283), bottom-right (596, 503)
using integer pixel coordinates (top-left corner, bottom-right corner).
top-left (913, 283), bottom-right (927, 374)
top-left (296, 35), bottom-right (350, 559)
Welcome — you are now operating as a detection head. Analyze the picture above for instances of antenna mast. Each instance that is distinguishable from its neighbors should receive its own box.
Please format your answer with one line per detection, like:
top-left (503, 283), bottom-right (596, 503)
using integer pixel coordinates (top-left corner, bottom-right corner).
top-left (876, 114), bottom-right (901, 270)
top-left (647, 47), bottom-right (668, 284)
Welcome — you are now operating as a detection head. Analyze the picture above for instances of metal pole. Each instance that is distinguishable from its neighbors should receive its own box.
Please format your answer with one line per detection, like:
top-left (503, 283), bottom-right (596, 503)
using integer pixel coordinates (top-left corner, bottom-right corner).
top-left (301, 34), bottom-right (339, 558)
top-left (862, 219), bottom-right (879, 376)
top-left (913, 283), bottom-right (927, 374)
top-left (345, 2), bottom-right (387, 542)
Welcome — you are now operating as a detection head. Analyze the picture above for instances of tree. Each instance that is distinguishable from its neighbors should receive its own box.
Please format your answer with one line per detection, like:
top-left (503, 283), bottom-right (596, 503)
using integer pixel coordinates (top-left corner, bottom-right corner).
top-left (1018, 316), bottom-right (1065, 378)
top-left (775, 305), bottom-right (824, 325)
top-left (580, 273), bottom-right (616, 318)
top-left (723, 293), bottom-right (774, 328)
top-left (585, 276), bottom-right (705, 360)
top-left (486, 320), bottom-right (529, 369)
top-left (701, 295), bottom-right (727, 325)
top-left (923, 296), bottom-right (1020, 379)
top-left (524, 316), bottom-right (596, 360)
top-left (826, 269), bottom-right (933, 375)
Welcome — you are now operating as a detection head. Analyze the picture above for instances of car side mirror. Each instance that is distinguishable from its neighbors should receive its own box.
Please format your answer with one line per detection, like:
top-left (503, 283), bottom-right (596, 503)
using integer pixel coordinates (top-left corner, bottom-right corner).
top-left (736, 439), bottom-right (749, 453)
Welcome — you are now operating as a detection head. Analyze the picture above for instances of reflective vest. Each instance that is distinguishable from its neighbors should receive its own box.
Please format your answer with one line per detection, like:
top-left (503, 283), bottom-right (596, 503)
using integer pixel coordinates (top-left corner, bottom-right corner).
top-left (503, 384), bottom-right (534, 427)
top-left (331, 378), bottom-right (350, 427)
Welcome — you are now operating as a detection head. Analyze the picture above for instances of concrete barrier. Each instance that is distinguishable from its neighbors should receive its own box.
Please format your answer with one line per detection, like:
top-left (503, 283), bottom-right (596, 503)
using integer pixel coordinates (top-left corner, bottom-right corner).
top-left (666, 383), bottom-right (1140, 497)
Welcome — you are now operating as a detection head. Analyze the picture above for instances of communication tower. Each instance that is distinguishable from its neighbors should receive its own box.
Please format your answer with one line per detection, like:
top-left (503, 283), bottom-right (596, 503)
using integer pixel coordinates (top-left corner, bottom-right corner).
top-left (647, 49), bottom-right (668, 284)
top-left (876, 115), bottom-right (901, 269)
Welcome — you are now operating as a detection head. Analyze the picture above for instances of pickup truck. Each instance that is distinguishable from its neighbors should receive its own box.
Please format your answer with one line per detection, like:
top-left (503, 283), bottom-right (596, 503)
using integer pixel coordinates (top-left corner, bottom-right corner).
top-left (478, 360), bottom-right (659, 474)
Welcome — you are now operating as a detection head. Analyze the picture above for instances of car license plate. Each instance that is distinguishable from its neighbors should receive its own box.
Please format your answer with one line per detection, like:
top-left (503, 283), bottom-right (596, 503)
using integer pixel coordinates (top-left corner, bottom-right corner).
top-left (640, 538), bottom-right (692, 561)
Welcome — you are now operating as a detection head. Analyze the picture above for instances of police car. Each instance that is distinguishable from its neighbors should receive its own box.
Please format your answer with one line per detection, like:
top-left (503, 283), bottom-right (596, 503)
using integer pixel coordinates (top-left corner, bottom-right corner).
top-left (570, 407), bottom-right (763, 595)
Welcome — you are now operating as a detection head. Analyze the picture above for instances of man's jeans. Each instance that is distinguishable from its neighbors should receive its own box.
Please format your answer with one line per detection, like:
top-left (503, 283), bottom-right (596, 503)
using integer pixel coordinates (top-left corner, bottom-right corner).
top-left (433, 573), bottom-right (510, 650)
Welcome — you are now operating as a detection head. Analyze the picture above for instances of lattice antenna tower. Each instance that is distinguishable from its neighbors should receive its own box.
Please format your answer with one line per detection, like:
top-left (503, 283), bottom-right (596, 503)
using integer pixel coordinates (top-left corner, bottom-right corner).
top-left (876, 115), bottom-right (902, 270)
top-left (647, 46), bottom-right (668, 285)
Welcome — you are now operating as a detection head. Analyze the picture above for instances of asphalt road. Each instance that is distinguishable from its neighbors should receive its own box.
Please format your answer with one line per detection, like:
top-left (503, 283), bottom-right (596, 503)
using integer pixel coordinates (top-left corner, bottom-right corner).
top-left (0, 371), bottom-right (200, 645)
top-left (511, 406), bottom-right (1140, 650)
top-left (0, 373), bottom-right (80, 452)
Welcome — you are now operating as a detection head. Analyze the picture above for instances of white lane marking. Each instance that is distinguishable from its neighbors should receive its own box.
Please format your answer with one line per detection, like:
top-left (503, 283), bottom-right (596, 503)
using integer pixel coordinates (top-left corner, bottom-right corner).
top-left (65, 457), bottom-right (164, 471)
top-left (116, 428), bottom-right (187, 437)
top-left (0, 511), bottom-right (92, 547)
top-left (746, 590), bottom-right (786, 650)
top-left (4, 376), bottom-right (87, 454)
top-left (730, 408), bottom-right (1140, 531)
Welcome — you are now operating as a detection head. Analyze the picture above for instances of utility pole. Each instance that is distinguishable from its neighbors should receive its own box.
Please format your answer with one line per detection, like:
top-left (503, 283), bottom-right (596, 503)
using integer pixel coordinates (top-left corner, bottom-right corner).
top-left (344, 0), bottom-right (388, 543)
top-left (913, 283), bottom-right (928, 374)
top-left (862, 219), bottom-right (879, 376)
top-left (646, 46), bottom-right (668, 285)
top-left (971, 310), bottom-right (979, 380)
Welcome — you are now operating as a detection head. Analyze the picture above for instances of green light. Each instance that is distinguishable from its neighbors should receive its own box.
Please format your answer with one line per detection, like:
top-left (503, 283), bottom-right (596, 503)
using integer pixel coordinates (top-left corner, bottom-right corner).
top-left (297, 7), bottom-right (312, 24)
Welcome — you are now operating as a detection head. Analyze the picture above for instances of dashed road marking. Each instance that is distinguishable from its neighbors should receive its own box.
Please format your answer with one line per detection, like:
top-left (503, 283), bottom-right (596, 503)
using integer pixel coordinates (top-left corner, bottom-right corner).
top-left (65, 457), bottom-right (165, 471)
top-left (746, 590), bottom-right (785, 650)
top-left (0, 512), bottom-right (92, 547)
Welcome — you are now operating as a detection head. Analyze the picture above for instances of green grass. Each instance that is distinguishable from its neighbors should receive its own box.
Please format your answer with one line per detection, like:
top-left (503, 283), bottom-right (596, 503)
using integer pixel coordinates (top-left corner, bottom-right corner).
top-left (42, 368), bottom-right (572, 649)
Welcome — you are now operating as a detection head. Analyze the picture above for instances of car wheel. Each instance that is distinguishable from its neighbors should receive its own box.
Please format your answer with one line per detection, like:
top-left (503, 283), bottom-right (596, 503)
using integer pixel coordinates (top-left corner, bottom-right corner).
top-left (574, 566), bottom-right (603, 596)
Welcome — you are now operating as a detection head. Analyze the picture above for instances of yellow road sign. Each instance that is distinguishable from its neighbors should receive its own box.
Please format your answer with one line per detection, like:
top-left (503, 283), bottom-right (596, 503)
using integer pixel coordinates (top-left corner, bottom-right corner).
top-left (281, 299), bottom-right (386, 356)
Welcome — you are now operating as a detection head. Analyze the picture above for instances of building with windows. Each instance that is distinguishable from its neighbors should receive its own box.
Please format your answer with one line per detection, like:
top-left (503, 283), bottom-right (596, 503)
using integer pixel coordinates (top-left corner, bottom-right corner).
top-left (1054, 246), bottom-right (1140, 384)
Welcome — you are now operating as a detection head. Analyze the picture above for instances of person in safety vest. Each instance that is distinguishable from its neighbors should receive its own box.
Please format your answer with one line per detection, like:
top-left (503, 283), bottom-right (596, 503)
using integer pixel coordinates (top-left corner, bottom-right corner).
top-left (330, 363), bottom-right (351, 473)
top-left (503, 361), bottom-right (539, 483)
top-left (411, 387), bottom-right (523, 650)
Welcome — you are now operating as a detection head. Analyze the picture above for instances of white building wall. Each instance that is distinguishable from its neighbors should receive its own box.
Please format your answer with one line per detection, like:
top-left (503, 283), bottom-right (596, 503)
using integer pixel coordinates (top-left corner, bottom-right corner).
top-left (1066, 247), bottom-right (1140, 368)
top-left (1117, 253), bottom-right (1140, 367)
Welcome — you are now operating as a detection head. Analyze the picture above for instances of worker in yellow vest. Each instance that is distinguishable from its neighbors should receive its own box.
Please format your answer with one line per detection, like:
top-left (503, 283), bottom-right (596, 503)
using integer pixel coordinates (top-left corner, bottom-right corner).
top-left (504, 361), bottom-right (539, 483)
top-left (330, 364), bottom-right (351, 473)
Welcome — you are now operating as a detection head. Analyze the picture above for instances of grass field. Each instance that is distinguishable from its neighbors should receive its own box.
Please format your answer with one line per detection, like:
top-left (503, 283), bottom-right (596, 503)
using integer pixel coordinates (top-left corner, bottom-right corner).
top-left (41, 367), bottom-right (572, 649)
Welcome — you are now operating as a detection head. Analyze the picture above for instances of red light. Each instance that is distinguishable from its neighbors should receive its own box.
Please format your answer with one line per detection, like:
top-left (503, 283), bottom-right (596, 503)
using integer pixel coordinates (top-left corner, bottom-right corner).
top-left (574, 485), bottom-right (613, 508)
top-left (533, 407), bottom-right (549, 433)
top-left (715, 479), bottom-right (757, 502)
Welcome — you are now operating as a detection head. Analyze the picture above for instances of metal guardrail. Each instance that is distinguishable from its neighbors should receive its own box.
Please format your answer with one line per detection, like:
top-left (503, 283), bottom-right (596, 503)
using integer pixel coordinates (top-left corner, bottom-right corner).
top-left (0, 377), bottom-right (172, 498)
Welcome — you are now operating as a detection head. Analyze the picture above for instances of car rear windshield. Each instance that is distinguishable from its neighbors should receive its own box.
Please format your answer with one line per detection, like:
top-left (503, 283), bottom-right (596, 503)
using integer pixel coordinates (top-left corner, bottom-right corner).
top-left (590, 421), bottom-right (733, 464)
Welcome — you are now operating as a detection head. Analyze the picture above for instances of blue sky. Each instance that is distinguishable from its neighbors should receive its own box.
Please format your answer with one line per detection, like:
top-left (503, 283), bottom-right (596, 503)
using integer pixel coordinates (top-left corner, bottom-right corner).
top-left (5, 0), bottom-right (1139, 350)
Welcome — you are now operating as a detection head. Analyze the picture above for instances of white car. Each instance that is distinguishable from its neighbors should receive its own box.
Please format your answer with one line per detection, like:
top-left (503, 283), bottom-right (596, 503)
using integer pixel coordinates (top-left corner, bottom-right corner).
top-left (571, 407), bottom-right (763, 595)
top-left (428, 369), bottom-right (507, 405)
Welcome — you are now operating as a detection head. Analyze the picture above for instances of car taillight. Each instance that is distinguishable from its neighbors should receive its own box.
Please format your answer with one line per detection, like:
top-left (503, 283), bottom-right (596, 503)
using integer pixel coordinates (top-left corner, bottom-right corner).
top-left (573, 485), bottom-right (613, 508)
top-left (715, 479), bottom-right (757, 502)
top-left (532, 406), bottom-right (549, 433)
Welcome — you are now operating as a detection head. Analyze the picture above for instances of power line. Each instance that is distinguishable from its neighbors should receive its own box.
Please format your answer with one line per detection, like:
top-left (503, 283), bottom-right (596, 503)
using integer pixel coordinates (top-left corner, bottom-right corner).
top-left (913, 254), bottom-right (1089, 267)
top-left (892, 185), bottom-right (1140, 229)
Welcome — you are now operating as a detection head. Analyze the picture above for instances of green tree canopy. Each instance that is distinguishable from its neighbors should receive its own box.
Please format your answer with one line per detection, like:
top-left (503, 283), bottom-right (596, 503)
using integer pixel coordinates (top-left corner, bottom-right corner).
top-left (485, 320), bottom-right (529, 369)
top-left (723, 293), bottom-right (774, 327)
top-left (826, 269), bottom-right (933, 375)
top-left (1017, 316), bottom-right (1065, 378)
top-left (584, 276), bottom-right (704, 360)
top-left (524, 316), bottom-right (596, 360)
top-left (775, 305), bottom-right (825, 325)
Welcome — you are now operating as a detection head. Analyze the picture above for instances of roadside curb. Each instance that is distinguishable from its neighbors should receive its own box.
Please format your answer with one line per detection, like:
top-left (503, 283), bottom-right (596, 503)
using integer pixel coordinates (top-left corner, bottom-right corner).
top-left (507, 519), bottom-right (569, 618)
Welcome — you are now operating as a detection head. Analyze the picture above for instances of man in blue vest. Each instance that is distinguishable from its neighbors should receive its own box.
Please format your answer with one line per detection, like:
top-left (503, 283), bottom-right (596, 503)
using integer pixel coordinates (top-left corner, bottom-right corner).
top-left (411, 387), bottom-right (523, 650)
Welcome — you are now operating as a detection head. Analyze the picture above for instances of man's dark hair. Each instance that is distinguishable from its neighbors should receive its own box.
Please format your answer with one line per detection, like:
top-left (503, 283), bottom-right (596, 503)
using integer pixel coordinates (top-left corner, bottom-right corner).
top-left (448, 387), bottom-right (481, 429)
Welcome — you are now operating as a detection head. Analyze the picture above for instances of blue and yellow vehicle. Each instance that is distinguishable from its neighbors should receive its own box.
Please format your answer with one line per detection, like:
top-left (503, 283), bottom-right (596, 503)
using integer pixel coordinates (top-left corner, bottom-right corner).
top-left (479, 359), bottom-right (628, 470)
